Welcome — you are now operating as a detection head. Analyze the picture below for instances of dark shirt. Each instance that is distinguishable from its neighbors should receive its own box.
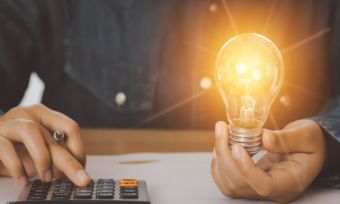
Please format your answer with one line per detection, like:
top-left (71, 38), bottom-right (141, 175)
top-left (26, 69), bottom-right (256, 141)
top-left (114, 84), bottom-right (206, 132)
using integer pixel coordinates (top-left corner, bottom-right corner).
top-left (0, 0), bottom-right (340, 185)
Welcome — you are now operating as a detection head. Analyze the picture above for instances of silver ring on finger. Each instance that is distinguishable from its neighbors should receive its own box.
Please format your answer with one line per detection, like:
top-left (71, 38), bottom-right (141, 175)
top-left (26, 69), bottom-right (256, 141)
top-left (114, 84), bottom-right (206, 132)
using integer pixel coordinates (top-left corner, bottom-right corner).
top-left (52, 130), bottom-right (66, 148)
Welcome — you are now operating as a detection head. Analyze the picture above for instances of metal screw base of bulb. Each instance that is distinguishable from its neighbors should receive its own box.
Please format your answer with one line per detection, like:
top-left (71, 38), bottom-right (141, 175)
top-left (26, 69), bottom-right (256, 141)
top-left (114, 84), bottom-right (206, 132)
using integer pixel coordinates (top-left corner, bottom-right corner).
top-left (229, 126), bottom-right (262, 156)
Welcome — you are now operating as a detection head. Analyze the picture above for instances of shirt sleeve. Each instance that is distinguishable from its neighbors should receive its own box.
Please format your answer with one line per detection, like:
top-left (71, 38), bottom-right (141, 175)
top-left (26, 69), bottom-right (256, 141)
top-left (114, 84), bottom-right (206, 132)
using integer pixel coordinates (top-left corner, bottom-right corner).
top-left (311, 96), bottom-right (340, 188)
top-left (0, 0), bottom-right (43, 111)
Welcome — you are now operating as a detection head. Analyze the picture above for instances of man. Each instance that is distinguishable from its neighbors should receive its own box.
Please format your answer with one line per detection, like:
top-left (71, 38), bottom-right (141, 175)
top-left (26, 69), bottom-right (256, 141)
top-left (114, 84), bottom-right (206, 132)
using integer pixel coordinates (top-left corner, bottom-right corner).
top-left (0, 0), bottom-right (339, 202)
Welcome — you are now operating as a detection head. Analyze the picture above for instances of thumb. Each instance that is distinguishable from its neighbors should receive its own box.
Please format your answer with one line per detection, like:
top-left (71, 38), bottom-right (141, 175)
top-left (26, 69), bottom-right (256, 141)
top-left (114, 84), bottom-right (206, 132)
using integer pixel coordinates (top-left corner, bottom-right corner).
top-left (262, 126), bottom-right (317, 154)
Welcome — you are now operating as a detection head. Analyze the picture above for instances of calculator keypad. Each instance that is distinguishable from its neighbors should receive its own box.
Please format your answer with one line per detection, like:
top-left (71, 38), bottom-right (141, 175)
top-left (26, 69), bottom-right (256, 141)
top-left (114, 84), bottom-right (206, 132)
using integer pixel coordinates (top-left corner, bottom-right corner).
top-left (15, 178), bottom-right (149, 203)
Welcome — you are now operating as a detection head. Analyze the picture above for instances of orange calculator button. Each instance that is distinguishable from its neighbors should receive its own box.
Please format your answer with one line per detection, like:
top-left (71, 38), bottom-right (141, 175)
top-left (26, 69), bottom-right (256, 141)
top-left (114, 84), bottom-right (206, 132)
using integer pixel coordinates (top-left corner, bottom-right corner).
top-left (120, 183), bottom-right (138, 187)
top-left (119, 179), bottom-right (138, 187)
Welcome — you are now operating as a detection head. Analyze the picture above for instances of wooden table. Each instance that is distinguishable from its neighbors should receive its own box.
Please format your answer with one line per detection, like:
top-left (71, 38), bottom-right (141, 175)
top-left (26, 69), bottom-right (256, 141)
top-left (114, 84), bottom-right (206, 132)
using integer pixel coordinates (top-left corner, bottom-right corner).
top-left (81, 129), bottom-right (215, 155)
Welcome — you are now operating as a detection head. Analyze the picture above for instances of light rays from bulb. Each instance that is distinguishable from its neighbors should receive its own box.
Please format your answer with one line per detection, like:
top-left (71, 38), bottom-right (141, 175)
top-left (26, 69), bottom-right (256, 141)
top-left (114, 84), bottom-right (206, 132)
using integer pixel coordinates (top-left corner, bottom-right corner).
top-left (284, 80), bottom-right (322, 99)
top-left (134, 87), bottom-right (216, 128)
top-left (221, 0), bottom-right (239, 35)
top-left (184, 41), bottom-right (217, 56)
top-left (135, 3), bottom-right (331, 128)
top-left (262, 0), bottom-right (278, 33)
top-left (281, 28), bottom-right (331, 55)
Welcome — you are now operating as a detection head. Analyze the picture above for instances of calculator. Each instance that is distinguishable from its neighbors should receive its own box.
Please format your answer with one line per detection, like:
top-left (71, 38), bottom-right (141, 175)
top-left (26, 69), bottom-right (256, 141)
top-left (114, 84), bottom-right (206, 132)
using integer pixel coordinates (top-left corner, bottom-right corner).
top-left (8, 178), bottom-right (151, 204)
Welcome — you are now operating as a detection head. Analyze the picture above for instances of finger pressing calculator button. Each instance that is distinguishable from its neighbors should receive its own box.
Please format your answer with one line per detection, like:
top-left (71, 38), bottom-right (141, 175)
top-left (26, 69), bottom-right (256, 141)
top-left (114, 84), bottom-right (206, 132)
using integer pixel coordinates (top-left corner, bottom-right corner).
top-left (96, 192), bottom-right (114, 199)
top-left (75, 186), bottom-right (94, 191)
top-left (32, 180), bottom-right (50, 186)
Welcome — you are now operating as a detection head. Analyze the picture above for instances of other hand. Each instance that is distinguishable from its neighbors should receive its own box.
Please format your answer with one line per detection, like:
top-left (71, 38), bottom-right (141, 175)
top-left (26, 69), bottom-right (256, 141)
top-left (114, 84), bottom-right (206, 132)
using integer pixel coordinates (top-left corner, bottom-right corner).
top-left (0, 104), bottom-right (90, 186)
top-left (211, 119), bottom-right (326, 202)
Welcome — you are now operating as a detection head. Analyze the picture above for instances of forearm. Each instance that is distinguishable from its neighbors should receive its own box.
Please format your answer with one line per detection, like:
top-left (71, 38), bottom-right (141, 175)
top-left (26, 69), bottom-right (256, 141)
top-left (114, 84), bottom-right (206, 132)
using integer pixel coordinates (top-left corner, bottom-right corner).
top-left (311, 96), bottom-right (340, 187)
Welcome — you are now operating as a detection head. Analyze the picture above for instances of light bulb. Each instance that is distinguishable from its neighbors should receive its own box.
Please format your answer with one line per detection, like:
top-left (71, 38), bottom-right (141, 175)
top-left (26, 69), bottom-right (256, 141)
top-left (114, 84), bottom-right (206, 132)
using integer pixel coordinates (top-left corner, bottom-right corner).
top-left (215, 33), bottom-right (284, 155)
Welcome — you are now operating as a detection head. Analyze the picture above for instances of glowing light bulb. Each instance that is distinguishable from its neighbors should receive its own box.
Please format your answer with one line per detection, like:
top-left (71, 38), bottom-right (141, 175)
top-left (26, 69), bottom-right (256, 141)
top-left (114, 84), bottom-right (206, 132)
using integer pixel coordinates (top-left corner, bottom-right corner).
top-left (215, 33), bottom-right (284, 155)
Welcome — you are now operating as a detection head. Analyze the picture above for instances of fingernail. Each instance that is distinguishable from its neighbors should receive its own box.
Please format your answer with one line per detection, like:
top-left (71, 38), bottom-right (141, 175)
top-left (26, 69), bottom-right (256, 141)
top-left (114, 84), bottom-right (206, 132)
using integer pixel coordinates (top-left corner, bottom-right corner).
top-left (77, 169), bottom-right (90, 183)
top-left (232, 144), bottom-right (243, 160)
top-left (18, 176), bottom-right (28, 186)
top-left (215, 122), bottom-right (223, 138)
top-left (44, 169), bottom-right (53, 182)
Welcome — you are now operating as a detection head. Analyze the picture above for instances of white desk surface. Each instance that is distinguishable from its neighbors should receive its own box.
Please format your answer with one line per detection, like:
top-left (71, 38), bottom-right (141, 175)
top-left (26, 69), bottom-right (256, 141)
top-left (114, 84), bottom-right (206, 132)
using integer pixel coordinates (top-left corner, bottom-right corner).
top-left (1, 153), bottom-right (339, 204)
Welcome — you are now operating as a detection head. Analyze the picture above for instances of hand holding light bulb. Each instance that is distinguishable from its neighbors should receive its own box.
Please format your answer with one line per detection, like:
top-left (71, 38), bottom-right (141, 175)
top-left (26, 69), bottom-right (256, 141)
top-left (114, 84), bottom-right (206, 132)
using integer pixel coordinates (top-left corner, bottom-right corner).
top-left (212, 33), bottom-right (326, 202)
top-left (212, 120), bottom-right (326, 202)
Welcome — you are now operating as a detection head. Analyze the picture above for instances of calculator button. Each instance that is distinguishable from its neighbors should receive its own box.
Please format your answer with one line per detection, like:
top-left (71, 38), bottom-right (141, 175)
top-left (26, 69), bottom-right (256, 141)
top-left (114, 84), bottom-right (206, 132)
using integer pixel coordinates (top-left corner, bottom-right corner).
top-left (54, 189), bottom-right (72, 194)
top-left (32, 180), bottom-right (50, 185)
top-left (120, 179), bottom-right (137, 182)
top-left (52, 195), bottom-right (71, 199)
top-left (97, 182), bottom-right (114, 186)
top-left (97, 185), bottom-right (114, 189)
top-left (98, 179), bottom-right (114, 183)
top-left (97, 183), bottom-right (114, 186)
top-left (27, 195), bottom-right (47, 200)
top-left (28, 192), bottom-right (48, 197)
top-left (31, 189), bottom-right (48, 193)
top-left (97, 189), bottom-right (114, 193)
top-left (54, 188), bottom-right (72, 192)
top-left (120, 183), bottom-right (138, 187)
top-left (31, 186), bottom-right (50, 190)
top-left (120, 179), bottom-right (138, 184)
top-left (29, 192), bottom-right (48, 197)
top-left (119, 180), bottom-right (138, 188)
top-left (56, 179), bottom-right (73, 184)
top-left (75, 186), bottom-right (93, 191)
top-left (51, 195), bottom-right (70, 200)
top-left (74, 192), bottom-right (92, 199)
top-left (53, 192), bottom-right (71, 196)
top-left (120, 192), bottom-right (139, 199)
top-left (75, 189), bottom-right (93, 193)
top-left (120, 186), bottom-right (138, 190)
top-left (96, 192), bottom-right (114, 199)
top-left (55, 183), bottom-right (73, 188)
top-left (120, 188), bottom-right (139, 193)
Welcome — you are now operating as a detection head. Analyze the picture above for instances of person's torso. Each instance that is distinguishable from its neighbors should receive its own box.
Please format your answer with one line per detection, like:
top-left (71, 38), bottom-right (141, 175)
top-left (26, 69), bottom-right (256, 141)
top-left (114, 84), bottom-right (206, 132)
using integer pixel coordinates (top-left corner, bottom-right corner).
top-left (38, 0), bottom-right (334, 129)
